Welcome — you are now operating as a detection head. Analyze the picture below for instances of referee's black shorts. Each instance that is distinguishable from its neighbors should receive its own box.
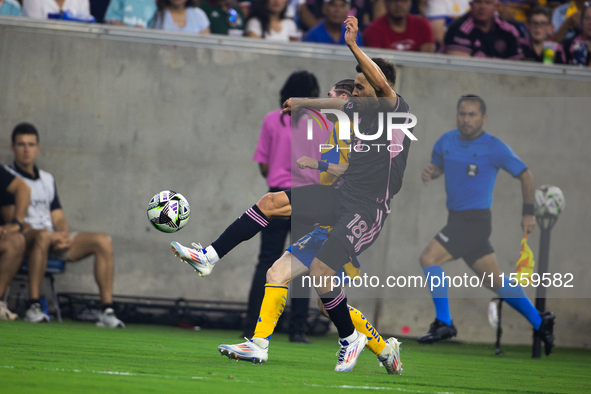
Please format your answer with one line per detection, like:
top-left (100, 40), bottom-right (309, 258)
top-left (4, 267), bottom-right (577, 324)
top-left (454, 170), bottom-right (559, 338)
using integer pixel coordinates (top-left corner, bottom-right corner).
top-left (434, 209), bottom-right (494, 266)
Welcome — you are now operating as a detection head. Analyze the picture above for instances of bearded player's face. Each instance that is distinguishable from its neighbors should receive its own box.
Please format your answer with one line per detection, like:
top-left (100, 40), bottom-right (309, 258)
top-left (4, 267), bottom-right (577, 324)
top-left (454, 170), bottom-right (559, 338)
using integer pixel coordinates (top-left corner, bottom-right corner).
top-left (457, 100), bottom-right (487, 139)
top-left (352, 73), bottom-right (376, 98)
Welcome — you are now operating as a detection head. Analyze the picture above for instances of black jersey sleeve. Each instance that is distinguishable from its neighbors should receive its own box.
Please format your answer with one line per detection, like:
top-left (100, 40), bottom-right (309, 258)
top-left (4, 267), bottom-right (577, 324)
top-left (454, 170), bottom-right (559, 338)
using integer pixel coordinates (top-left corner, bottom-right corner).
top-left (0, 165), bottom-right (16, 192)
top-left (444, 19), bottom-right (472, 54)
top-left (505, 32), bottom-right (524, 59)
top-left (50, 182), bottom-right (62, 211)
top-left (342, 99), bottom-right (359, 118)
top-left (562, 36), bottom-right (575, 64)
top-left (0, 166), bottom-right (16, 207)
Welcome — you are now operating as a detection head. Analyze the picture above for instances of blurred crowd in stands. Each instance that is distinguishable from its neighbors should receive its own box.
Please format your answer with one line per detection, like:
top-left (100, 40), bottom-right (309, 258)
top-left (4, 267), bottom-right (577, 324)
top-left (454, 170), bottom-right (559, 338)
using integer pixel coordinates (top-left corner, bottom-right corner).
top-left (0, 0), bottom-right (589, 66)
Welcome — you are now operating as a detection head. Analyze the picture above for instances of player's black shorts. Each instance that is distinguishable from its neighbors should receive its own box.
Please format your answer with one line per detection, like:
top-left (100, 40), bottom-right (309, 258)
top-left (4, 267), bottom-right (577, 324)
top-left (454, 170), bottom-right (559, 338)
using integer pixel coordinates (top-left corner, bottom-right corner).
top-left (434, 209), bottom-right (494, 266)
top-left (286, 185), bottom-right (388, 271)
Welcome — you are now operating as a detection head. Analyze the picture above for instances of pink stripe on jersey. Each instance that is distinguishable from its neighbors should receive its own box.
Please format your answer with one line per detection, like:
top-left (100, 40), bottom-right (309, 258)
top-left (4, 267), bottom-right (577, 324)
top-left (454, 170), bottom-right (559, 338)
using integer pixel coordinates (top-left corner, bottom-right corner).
top-left (355, 221), bottom-right (382, 253)
top-left (324, 288), bottom-right (345, 310)
top-left (246, 208), bottom-right (269, 227)
top-left (355, 210), bottom-right (381, 248)
top-left (355, 209), bottom-right (382, 253)
top-left (460, 17), bottom-right (474, 35)
top-left (496, 16), bottom-right (520, 38)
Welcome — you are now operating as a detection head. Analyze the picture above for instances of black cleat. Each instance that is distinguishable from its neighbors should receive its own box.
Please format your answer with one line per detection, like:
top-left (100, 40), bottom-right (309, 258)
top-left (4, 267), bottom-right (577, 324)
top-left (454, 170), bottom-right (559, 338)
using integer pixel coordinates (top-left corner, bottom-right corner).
top-left (536, 311), bottom-right (555, 356)
top-left (417, 319), bottom-right (457, 344)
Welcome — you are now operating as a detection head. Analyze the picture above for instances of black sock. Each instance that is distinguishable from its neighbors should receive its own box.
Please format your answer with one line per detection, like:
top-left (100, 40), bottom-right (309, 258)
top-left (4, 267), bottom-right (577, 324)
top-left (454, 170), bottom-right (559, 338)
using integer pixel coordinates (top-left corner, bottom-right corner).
top-left (27, 299), bottom-right (40, 308)
top-left (102, 304), bottom-right (114, 312)
top-left (211, 205), bottom-right (269, 259)
top-left (320, 288), bottom-right (355, 339)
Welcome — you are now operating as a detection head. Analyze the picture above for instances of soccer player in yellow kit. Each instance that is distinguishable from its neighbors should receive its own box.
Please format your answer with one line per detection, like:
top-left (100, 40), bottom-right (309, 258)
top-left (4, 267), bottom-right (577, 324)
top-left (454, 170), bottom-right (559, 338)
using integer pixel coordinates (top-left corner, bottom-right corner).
top-left (217, 79), bottom-right (402, 375)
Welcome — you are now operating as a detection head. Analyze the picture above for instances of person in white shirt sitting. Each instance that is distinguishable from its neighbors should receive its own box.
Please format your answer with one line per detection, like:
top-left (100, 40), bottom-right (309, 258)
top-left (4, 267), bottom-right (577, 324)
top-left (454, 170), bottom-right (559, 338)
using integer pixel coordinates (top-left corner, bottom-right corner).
top-left (245, 0), bottom-right (299, 41)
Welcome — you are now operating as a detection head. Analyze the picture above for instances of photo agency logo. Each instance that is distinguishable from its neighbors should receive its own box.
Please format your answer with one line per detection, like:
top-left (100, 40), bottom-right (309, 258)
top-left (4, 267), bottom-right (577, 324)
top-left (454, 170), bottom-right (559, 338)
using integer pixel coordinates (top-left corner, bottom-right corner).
top-left (304, 104), bottom-right (418, 153)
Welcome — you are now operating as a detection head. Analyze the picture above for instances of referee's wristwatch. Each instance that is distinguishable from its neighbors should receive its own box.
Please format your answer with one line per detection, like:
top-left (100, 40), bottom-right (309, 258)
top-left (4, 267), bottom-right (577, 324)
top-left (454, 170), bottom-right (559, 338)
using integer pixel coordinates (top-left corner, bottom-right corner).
top-left (11, 218), bottom-right (24, 232)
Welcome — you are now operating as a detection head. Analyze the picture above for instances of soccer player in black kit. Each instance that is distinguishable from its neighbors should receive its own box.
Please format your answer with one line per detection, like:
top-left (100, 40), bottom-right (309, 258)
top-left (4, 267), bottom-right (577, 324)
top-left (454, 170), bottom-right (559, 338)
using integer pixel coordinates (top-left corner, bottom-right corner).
top-left (171, 16), bottom-right (415, 372)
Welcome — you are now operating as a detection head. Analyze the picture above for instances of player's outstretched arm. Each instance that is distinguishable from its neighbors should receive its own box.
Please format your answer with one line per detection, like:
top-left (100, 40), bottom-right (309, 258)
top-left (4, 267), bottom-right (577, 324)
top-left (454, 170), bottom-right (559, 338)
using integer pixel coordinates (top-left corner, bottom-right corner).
top-left (344, 16), bottom-right (397, 103)
top-left (421, 162), bottom-right (443, 186)
top-left (282, 98), bottom-right (345, 116)
top-left (297, 156), bottom-right (349, 177)
top-left (327, 163), bottom-right (348, 177)
top-left (517, 169), bottom-right (536, 236)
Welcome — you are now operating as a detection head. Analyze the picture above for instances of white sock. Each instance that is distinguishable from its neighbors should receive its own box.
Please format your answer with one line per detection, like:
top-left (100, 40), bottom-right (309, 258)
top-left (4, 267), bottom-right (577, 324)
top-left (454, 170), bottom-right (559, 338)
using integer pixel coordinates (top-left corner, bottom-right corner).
top-left (251, 337), bottom-right (269, 349)
top-left (340, 330), bottom-right (359, 344)
top-left (204, 245), bottom-right (219, 264)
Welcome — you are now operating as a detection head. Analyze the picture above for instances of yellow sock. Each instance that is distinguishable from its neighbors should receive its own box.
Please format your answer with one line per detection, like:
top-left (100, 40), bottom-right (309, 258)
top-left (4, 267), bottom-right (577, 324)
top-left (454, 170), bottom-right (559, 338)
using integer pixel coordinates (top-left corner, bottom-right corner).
top-left (348, 304), bottom-right (386, 355)
top-left (253, 284), bottom-right (288, 340)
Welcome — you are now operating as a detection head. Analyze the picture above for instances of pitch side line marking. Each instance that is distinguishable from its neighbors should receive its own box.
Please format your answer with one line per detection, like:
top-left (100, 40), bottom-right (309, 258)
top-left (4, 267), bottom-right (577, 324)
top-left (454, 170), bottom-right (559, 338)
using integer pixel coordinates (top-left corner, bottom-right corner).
top-left (305, 383), bottom-right (459, 394)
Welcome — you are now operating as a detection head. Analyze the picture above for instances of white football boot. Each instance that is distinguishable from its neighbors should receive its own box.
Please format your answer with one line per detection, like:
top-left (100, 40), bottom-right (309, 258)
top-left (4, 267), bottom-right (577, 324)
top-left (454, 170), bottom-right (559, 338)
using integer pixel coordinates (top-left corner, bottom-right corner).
top-left (96, 308), bottom-right (125, 328)
top-left (24, 303), bottom-right (50, 323)
top-left (0, 301), bottom-right (18, 321)
top-left (218, 338), bottom-right (269, 364)
top-left (334, 330), bottom-right (368, 372)
top-left (377, 337), bottom-right (402, 375)
top-left (170, 242), bottom-right (219, 277)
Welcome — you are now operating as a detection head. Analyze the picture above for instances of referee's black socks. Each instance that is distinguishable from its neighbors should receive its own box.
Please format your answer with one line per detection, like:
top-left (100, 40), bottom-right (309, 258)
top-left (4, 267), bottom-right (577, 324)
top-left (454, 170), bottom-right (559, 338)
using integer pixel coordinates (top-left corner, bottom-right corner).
top-left (211, 204), bottom-right (269, 259)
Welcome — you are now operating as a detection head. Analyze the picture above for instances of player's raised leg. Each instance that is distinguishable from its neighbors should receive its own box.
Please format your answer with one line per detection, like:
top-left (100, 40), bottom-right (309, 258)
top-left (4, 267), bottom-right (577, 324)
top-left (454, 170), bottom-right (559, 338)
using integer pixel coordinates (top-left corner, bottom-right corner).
top-left (218, 251), bottom-right (309, 363)
top-left (171, 191), bottom-right (291, 277)
top-left (470, 253), bottom-right (555, 355)
top-left (417, 238), bottom-right (457, 343)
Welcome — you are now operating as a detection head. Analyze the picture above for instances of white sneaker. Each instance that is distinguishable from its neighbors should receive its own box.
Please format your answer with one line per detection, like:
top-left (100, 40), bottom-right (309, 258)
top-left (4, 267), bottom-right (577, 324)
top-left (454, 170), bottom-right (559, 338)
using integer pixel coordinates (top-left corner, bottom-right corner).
top-left (335, 330), bottom-right (368, 372)
top-left (377, 337), bottom-right (402, 375)
top-left (24, 303), bottom-right (50, 323)
top-left (170, 242), bottom-right (218, 277)
top-left (0, 301), bottom-right (17, 321)
top-left (96, 308), bottom-right (125, 328)
top-left (218, 338), bottom-right (269, 364)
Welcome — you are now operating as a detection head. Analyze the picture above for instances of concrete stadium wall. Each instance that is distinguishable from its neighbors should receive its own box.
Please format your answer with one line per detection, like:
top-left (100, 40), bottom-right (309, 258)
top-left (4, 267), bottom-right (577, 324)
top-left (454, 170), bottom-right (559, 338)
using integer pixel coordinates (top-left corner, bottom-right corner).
top-left (1, 18), bottom-right (590, 348)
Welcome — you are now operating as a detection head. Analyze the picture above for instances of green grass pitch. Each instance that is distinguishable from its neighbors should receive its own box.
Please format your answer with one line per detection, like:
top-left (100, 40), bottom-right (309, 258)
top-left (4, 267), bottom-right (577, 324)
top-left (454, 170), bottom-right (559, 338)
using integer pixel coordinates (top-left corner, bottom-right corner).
top-left (1, 320), bottom-right (589, 393)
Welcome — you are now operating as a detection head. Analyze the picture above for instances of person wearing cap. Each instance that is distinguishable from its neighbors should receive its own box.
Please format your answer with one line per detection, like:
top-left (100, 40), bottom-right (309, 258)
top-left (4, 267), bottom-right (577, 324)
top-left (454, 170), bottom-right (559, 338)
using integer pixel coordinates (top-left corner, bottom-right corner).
top-left (303, 0), bottom-right (364, 45)
top-left (363, 0), bottom-right (435, 52)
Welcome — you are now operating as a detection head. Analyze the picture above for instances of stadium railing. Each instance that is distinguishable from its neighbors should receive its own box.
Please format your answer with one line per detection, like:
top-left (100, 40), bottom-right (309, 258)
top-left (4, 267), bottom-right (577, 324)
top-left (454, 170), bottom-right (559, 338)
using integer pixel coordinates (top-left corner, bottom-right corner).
top-left (1, 16), bottom-right (590, 81)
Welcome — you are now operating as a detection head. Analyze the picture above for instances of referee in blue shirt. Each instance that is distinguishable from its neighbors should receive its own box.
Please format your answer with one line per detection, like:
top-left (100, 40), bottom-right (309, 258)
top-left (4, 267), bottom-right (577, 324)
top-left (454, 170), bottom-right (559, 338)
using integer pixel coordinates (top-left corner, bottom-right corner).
top-left (418, 95), bottom-right (555, 355)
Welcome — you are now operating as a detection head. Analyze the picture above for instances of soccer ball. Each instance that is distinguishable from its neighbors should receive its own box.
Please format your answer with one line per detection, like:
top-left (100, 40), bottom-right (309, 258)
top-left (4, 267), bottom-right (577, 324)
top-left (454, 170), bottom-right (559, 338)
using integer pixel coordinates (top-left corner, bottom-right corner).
top-left (147, 190), bottom-right (190, 233)
top-left (534, 185), bottom-right (565, 217)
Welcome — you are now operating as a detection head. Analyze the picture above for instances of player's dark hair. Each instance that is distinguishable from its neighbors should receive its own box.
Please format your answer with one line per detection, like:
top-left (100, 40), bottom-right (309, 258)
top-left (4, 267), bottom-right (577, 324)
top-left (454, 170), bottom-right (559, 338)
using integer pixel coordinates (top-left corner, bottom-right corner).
top-left (248, 0), bottom-right (288, 39)
top-left (154, 0), bottom-right (199, 28)
top-left (528, 6), bottom-right (552, 22)
top-left (457, 95), bottom-right (487, 115)
top-left (279, 71), bottom-right (320, 126)
top-left (355, 58), bottom-right (396, 87)
top-left (333, 79), bottom-right (355, 97)
top-left (12, 123), bottom-right (39, 144)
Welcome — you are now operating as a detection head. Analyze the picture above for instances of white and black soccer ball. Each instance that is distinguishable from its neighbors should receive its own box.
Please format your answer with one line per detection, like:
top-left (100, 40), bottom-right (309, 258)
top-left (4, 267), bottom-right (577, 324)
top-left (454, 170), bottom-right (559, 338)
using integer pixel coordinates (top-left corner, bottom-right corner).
top-left (147, 190), bottom-right (190, 233)
top-left (534, 185), bottom-right (565, 217)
